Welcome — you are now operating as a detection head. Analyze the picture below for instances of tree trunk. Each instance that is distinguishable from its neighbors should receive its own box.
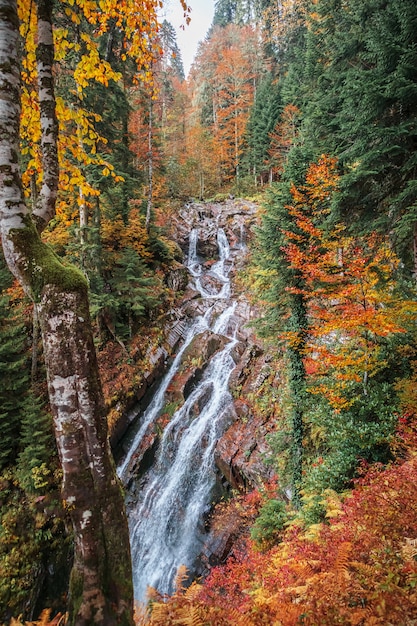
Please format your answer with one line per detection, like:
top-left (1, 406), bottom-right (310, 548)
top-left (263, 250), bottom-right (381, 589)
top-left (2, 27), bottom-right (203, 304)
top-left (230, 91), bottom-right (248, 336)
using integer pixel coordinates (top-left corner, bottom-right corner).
top-left (0, 2), bottom-right (134, 623)
top-left (146, 97), bottom-right (153, 232)
top-left (38, 282), bottom-right (133, 625)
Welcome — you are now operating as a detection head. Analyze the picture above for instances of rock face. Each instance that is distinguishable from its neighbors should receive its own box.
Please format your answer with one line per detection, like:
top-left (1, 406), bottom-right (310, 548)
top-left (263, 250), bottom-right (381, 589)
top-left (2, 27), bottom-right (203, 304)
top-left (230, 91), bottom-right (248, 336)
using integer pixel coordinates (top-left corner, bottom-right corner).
top-left (117, 199), bottom-right (277, 489)
top-left (110, 314), bottom-right (189, 452)
top-left (119, 199), bottom-right (280, 588)
top-left (174, 199), bottom-right (258, 258)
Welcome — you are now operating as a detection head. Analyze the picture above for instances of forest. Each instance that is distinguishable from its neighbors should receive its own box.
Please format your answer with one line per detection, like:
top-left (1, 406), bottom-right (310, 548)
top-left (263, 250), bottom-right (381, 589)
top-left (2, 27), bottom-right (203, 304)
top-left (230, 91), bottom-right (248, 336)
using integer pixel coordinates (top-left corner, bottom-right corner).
top-left (1, 0), bottom-right (417, 624)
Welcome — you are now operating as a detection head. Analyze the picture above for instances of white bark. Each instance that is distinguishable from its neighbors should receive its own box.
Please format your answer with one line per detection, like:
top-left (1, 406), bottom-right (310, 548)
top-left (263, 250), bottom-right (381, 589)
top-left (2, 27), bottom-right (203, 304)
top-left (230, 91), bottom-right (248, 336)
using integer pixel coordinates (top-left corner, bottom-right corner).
top-left (31, 0), bottom-right (59, 232)
top-left (0, 2), bottom-right (134, 623)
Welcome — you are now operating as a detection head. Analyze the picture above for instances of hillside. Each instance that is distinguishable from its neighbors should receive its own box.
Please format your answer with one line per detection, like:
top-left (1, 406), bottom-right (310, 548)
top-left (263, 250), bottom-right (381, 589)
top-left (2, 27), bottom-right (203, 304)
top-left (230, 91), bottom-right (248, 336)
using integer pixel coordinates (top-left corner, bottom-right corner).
top-left (1, 0), bottom-right (417, 624)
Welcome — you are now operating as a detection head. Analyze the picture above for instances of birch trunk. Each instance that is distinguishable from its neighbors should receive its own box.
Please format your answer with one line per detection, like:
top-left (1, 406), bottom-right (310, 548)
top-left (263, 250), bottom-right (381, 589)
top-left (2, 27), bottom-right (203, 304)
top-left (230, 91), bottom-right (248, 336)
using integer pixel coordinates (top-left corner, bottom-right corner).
top-left (0, 1), bottom-right (133, 623)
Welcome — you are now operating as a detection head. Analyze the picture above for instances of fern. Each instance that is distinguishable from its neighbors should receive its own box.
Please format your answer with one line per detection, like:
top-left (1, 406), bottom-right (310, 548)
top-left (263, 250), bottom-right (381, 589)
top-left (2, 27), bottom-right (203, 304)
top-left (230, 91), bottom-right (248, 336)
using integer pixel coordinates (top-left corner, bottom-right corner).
top-left (174, 564), bottom-right (188, 593)
top-left (134, 603), bottom-right (150, 626)
top-left (149, 602), bottom-right (171, 626)
top-left (226, 608), bottom-right (254, 626)
top-left (350, 560), bottom-right (377, 578)
top-left (402, 537), bottom-right (417, 561)
top-left (183, 582), bottom-right (203, 602)
top-left (333, 541), bottom-right (352, 581)
top-left (8, 610), bottom-right (67, 626)
top-left (172, 606), bottom-right (204, 626)
top-left (349, 605), bottom-right (376, 626)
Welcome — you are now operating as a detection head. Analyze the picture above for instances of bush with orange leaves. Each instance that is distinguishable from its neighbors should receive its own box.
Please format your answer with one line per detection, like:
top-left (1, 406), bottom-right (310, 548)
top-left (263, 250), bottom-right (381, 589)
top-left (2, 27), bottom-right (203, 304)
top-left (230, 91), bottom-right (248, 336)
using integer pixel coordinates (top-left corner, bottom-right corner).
top-left (141, 420), bottom-right (417, 625)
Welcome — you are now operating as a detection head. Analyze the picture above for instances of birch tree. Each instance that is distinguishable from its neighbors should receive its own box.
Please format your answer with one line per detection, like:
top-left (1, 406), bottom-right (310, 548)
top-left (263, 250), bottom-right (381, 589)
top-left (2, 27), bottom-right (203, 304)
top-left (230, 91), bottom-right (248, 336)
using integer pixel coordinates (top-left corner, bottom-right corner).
top-left (0, 0), bottom-right (133, 623)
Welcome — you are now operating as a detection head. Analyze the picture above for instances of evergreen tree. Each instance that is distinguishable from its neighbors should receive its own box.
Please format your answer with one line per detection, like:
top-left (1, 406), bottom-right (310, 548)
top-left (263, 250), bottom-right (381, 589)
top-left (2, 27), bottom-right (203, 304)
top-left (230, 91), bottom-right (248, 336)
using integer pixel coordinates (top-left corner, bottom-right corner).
top-left (109, 247), bottom-right (161, 339)
top-left (213, 0), bottom-right (239, 27)
top-left (160, 20), bottom-right (185, 80)
top-left (17, 395), bottom-right (55, 493)
top-left (255, 183), bottom-right (309, 506)
top-left (243, 73), bottom-right (282, 183)
top-left (294, 0), bottom-right (417, 270)
top-left (212, 0), bottom-right (263, 27)
top-left (0, 259), bottom-right (29, 470)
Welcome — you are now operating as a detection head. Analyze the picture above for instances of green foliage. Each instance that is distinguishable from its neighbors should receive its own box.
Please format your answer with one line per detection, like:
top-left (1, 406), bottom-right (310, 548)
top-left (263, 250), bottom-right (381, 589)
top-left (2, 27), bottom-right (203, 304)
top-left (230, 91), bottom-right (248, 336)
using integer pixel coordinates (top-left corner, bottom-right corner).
top-left (253, 183), bottom-right (310, 506)
top-left (0, 260), bottom-right (28, 470)
top-left (250, 498), bottom-right (289, 548)
top-left (89, 246), bottom-right (165, 342)
top-left (243, 73), bottom-right (282, 183)
top-left (0, 254), bottom-right (67, 620)
top-left (303, 382), bottom-right (398, 494)
top-left (212, 0), bottom-right (264, 27)
top-left (0, 470), bottom-right (69, 623)
top-left (288, 0), bottom-right (417, 262)
top-left (16, 395), bottom-right (55, 494)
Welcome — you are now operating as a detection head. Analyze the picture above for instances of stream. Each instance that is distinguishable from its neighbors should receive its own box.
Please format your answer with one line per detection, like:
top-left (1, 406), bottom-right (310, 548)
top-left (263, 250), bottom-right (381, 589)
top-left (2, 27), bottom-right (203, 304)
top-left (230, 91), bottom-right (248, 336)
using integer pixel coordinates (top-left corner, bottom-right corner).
top-left (117, 222), bottom-right (244, 603)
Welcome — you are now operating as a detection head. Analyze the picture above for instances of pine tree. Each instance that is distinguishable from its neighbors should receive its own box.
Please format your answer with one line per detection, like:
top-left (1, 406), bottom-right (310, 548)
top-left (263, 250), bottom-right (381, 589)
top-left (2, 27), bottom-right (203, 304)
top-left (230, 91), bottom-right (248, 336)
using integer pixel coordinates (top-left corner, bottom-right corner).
top-left (160, 20), bottom-right (185, 80)
top-left (294, 0), bottom-right (417, 270)
top-left (255, 183), bottom-right (309, 506)
top-left (213, 0), bottom-right (239, 27)
top-left (243, 73), bottom-right (282, 184)
top-left (110, 247), bottom-right (161, 339)
top-left (17, 394), bottom-right (55, 493)
top-left (0, 260), bottom-right (29, 470)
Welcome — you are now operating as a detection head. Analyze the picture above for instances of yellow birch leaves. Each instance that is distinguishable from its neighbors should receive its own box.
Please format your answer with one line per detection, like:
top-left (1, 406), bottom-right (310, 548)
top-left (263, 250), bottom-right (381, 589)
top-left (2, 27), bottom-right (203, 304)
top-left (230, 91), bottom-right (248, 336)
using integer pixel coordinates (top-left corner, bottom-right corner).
top-left (17, 0), bottom-right (190, 228)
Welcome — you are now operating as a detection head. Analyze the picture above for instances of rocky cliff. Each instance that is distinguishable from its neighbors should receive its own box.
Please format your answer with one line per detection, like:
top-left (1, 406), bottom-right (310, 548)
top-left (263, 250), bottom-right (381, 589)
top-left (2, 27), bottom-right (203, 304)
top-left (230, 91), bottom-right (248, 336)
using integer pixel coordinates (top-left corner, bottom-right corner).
top-left (112, 199), bottom-right (280, 575)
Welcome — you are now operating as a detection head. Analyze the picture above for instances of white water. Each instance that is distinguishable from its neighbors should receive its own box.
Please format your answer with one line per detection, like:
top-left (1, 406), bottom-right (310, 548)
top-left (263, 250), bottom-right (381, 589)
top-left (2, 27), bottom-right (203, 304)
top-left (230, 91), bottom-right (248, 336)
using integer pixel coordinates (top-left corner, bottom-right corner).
top-left (119, 226), bottom-right (240, 603)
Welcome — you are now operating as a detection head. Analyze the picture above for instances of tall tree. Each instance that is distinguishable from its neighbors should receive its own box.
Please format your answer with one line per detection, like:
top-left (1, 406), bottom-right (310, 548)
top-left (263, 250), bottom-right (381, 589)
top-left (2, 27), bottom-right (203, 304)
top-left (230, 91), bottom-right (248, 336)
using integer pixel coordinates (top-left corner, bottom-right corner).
top-left (243, 73), bottom-right (282, 184)
top-left (0, 260), bottom-right (27, 470)
top-left (255, 181), bottom-right (309, 506)
top-left (188, 24), bottom-right (262, 187)
top-left (0, 1), bottom-right (133, 623)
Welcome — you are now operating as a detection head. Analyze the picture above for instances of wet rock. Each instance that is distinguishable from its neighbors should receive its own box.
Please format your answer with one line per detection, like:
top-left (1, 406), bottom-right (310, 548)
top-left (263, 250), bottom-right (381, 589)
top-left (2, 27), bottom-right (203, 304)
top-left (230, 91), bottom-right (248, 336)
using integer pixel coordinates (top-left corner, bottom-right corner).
top-left (228, 343), bottom-right (264, 394)
top-left (165, 330), bottom-right (229, 404)
top-left (166, 263), bottom-right (189, 292)
top-left (189, 383), bottom-right (214, 418)
top-left (182, 297), bottom-right (207, 319)
top-left (215, 407), bottom-right (275, 490)
top-left (230, 340), bottom-right (247, 364)
top-left (173, 199), bottom-right (258, 256)
top-left (199, 273), bottom-right (225, 295)
top-left (199, 516), bottom-right (244, 569)
top-left (197, 236), bottom-right (218, 259)
top-left (125, 431), bottom-right (160, 493)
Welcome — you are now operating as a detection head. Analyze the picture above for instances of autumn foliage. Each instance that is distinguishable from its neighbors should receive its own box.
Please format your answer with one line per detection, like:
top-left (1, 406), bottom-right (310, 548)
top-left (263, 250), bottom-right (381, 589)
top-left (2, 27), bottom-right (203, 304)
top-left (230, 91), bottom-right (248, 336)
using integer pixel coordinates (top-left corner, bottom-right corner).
top-left (280, 155), bottom-right (416, 409)
top-left (139, 420), bottom-right (417, 624)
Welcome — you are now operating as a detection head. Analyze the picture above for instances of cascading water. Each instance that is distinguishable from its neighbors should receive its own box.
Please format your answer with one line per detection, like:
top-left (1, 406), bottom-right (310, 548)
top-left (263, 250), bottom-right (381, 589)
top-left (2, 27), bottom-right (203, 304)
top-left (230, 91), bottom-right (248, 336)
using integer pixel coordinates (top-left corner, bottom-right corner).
top-left (118, 224), bottom-right (242, 603)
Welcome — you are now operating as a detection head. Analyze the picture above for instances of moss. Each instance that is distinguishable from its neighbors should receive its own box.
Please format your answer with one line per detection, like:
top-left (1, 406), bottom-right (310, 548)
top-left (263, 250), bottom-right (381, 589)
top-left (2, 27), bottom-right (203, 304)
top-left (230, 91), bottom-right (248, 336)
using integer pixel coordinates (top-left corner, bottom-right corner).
top-left (67, 566), bottom-right (84, 625)
top-left (9, 219), bottom-right (87, 300)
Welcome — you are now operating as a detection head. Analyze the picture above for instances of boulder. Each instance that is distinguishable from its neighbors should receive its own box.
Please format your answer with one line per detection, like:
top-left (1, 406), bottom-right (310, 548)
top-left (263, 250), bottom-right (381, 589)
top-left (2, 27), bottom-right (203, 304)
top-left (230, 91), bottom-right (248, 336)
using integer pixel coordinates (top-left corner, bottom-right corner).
top-left (165, 330), bottom-right (229, 404)
top-left (166, 263), bottom-right (190, 292)
top-left (199, 273), bottom-right (225, 296)
top-left (215, 405), bottom-right (275, 490)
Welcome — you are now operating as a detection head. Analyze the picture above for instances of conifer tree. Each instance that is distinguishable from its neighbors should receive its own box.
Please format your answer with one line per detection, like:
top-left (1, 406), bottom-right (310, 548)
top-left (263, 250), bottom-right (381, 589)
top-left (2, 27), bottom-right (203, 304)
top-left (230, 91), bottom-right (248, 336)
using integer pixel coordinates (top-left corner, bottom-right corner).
top-left (244, 73), bottom-right (282, 184)
top-left (17, 394), bottom-right (54, 494)
top-left (0, 259), bottom-right (28, 470)
top-left (256, 183), bottom-right (309, 506)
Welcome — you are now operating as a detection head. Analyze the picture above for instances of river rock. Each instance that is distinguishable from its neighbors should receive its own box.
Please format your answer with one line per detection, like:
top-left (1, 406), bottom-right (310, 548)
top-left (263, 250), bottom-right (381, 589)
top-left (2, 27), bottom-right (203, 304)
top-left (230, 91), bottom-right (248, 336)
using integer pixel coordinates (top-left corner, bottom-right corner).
top-left (215, 404), bottom-right (275, 490)
top-left (165, 330), bottom-right (229, 404)
top-left (199, 273), bottom-right (225, 295)
top-left (165, 263), bottom-right (190, 292)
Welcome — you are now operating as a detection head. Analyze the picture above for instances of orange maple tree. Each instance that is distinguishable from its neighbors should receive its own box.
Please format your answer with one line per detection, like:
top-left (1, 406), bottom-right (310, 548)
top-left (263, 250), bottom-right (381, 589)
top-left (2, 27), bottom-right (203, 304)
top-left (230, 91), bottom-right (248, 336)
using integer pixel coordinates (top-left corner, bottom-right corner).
top-left (281, 155), bottom-right (415, 409)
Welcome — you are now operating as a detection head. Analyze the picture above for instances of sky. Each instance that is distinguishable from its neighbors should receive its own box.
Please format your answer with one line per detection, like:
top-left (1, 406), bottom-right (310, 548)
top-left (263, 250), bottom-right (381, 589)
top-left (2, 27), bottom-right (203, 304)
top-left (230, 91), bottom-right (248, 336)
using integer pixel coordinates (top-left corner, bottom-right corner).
top-left (163, 0), bottom-right (215, 76)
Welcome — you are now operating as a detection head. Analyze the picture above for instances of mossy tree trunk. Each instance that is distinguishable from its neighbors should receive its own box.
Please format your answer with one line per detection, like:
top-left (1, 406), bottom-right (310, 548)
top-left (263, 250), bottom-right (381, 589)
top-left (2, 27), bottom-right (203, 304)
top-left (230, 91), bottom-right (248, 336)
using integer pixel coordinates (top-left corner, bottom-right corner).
top-left (287, 289), bottom-right (308, 509)
top-left (0, 1), bottom-right (134, 623)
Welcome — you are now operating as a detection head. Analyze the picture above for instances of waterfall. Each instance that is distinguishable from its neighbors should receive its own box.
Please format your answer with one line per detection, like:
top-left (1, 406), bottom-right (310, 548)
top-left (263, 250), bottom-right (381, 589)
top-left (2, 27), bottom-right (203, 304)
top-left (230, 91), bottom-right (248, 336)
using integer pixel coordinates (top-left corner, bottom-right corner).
top-left (119, 224), bottom-right (242, 603)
